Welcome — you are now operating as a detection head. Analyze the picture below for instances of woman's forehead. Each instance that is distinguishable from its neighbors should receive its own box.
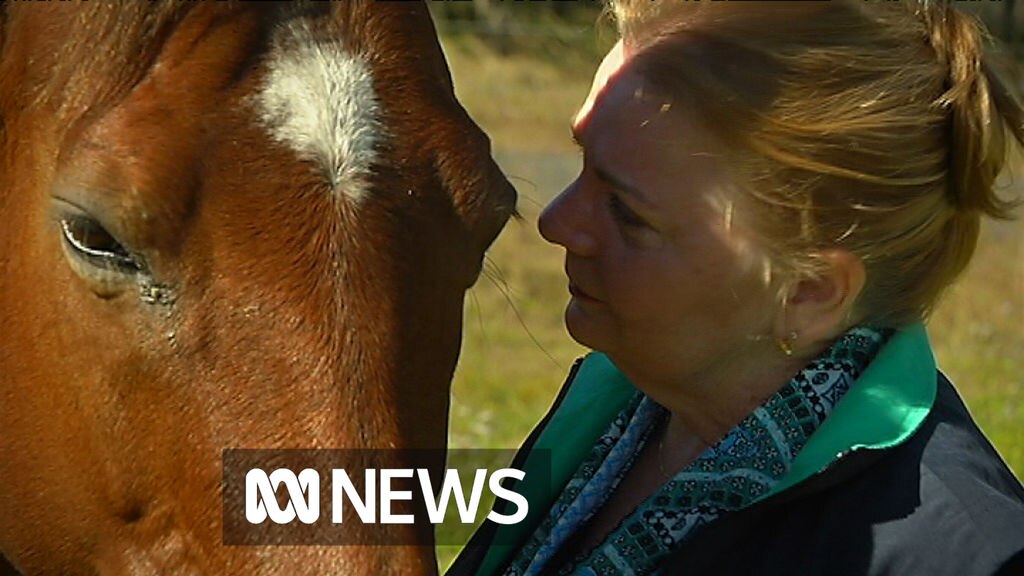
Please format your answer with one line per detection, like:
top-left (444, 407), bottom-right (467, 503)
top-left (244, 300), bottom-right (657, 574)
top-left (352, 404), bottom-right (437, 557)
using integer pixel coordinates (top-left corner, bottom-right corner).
top-left (574, 64), bottom-right (683, 156)
top-left (574, 40), bottom-right (628, 130)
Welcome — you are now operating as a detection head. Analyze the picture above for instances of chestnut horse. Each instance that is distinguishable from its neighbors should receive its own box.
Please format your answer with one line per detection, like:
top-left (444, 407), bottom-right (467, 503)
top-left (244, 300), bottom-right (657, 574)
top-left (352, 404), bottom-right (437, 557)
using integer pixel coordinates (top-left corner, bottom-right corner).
top-left (0, 1), bottom-right (514, 574)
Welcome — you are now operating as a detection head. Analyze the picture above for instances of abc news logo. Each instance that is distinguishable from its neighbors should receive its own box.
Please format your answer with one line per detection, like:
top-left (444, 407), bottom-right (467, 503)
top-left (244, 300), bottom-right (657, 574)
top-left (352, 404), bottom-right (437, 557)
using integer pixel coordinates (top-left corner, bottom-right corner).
top-left (223, 449), bottom-right (548, 544)
top-left (245, 467), bottom-right (527, 526)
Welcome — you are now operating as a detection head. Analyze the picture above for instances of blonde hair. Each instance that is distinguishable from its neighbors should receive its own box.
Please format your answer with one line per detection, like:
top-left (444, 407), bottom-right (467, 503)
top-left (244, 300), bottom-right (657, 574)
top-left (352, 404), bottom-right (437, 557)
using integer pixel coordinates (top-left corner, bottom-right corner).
top-left (609, 0), bottom-right (1023, 327)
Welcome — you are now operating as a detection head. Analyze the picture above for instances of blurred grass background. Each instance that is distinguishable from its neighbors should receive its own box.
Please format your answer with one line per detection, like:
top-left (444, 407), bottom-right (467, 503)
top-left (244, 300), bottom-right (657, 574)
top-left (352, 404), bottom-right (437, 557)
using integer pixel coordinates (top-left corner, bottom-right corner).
top-left (431, 2), bottom-right (1023, 569)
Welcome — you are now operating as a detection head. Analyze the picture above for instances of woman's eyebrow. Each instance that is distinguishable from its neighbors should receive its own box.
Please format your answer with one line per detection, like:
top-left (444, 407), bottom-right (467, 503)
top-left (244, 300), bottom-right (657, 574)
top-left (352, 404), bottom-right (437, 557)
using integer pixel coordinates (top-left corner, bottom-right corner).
top-left (571, 120), bottom-right (654, 209)
top-left (594, 165), bottom-right (654, 209)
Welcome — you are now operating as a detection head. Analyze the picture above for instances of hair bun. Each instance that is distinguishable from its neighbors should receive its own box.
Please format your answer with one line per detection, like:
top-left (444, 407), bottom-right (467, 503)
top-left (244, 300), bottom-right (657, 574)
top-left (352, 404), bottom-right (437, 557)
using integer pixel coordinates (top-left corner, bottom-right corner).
top-left (920, 2), bottom-right (1021, 218)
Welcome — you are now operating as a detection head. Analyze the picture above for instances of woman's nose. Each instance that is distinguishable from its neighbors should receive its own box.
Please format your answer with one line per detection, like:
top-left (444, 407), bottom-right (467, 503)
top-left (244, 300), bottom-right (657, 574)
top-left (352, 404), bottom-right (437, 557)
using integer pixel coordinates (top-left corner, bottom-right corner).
top-left (538, 179), bottom-right (598, 256)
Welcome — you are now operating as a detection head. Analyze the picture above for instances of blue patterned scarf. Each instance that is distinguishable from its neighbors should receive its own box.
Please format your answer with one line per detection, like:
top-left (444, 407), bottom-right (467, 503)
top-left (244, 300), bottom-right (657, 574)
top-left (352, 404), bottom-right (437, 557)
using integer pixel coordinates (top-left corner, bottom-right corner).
top-left (504, 326), bottom-right (890, 576)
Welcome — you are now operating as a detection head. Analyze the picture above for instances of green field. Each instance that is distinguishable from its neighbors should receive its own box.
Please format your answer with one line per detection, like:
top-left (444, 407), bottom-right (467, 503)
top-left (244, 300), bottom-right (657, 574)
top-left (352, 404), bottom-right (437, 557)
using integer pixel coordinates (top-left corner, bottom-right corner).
top-left (437, 22), bottom-right (1024, 569)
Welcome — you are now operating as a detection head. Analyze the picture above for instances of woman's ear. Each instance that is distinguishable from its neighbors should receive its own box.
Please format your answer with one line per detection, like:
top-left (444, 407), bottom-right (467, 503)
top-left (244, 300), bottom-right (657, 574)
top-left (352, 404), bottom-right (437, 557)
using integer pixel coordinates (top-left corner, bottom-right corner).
top-left (775, 249), bottom-right (865, 354)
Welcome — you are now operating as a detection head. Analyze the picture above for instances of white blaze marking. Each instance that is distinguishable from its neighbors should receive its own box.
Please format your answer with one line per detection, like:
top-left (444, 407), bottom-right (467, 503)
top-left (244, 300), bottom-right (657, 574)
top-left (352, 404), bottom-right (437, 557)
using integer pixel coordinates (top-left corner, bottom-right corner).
top-left (256, 22), bottom-right (383, 201)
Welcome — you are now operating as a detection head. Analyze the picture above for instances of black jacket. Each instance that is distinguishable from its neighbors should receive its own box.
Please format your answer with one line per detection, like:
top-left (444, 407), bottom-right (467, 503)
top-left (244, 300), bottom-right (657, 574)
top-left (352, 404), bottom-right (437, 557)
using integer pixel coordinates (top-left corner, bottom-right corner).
top-left (449, 373), bottom-right (1024, 576)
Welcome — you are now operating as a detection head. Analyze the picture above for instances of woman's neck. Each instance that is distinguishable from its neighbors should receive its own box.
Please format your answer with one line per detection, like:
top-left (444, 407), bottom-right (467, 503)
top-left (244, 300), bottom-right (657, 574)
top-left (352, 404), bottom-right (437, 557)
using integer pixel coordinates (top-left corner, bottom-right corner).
top-left (638, 340), bottom-right (829, 449)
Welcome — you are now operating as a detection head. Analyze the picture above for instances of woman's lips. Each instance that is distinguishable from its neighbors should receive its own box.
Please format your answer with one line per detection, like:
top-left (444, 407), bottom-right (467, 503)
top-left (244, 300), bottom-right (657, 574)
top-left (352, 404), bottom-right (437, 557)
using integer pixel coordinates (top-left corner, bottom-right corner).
top-left (568, 282), bottom-right (599, 302)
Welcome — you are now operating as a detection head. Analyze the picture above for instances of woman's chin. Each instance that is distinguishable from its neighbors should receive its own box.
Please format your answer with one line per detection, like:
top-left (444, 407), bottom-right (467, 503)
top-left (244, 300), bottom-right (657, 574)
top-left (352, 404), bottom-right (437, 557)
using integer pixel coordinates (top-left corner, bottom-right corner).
top-left (564, 299), bottom-right (606, 350)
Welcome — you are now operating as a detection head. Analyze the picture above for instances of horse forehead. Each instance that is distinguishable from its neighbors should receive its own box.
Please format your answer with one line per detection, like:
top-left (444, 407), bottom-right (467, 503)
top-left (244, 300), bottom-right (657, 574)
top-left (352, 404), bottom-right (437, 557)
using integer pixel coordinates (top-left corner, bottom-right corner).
top-left (253, 21), bottom-right (382, 203)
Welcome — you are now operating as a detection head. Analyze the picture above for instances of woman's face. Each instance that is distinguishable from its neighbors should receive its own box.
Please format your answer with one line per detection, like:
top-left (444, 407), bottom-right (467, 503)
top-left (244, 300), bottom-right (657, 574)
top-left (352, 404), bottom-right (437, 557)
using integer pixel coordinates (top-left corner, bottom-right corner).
top-left (539, 44), bottom-right (776, 393)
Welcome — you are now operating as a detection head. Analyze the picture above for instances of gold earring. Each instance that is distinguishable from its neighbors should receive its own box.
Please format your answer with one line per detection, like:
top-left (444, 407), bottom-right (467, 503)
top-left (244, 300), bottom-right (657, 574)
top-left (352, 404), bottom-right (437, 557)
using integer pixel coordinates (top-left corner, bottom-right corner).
top-left (777, 331), bottom-right (798, 356)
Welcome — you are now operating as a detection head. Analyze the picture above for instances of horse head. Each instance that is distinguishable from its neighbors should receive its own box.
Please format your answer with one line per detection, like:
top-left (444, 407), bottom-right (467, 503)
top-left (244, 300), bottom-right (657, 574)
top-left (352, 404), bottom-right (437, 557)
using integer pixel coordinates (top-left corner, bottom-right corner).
top-left (0, 1), bottom-right (514, 573)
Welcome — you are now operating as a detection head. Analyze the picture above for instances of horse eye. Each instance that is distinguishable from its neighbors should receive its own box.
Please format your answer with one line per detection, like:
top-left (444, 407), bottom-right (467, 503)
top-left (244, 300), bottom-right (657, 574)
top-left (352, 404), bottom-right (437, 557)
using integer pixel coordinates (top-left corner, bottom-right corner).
top-left (59, 216), bottom-right (142, 274)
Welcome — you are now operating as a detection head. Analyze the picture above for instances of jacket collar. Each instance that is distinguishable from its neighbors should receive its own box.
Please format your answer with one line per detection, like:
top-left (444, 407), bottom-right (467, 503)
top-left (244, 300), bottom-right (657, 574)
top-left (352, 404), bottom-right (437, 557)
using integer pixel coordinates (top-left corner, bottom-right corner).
top-left (768, 323), bottom-right (937, 496)
top-left (469, 324), bottom-right (937, 576)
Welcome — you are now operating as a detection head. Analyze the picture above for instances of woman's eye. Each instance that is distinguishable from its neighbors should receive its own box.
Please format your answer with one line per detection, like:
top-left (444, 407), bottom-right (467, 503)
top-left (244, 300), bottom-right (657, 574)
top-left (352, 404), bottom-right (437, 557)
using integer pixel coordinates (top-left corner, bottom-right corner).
top-left (60, 216), bottom-right (141, 274)
top-left (608, 194), bottom-right (648, 229)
